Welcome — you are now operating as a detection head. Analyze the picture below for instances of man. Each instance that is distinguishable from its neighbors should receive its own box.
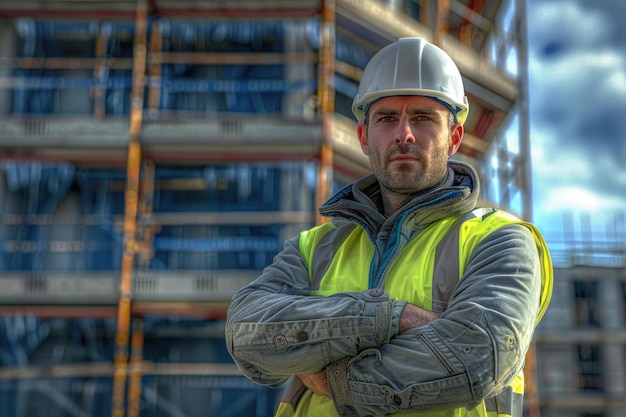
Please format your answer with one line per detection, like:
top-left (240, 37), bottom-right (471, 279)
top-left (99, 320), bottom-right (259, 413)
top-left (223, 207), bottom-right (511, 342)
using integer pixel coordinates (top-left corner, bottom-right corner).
top-left (225, 37), bottom-right (553, 417)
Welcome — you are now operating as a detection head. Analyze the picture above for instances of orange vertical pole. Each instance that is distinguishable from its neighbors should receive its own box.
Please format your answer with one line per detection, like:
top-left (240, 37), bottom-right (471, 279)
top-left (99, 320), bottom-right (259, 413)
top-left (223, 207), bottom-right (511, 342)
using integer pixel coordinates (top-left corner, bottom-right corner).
top-left (431, 0), bottom-right (450, 47)
top-left (524, 342), bottom-right (541, 417)
top-left (315, 0), bottom-right (336, 225)
top-left (129, 0), bottom-right (148, 141)
top-left (128, 318), bottom-right (144, 417)
top-left (112, 1), bottom-right (148, 416)
top-left (138, 159), bottom-right (156, 268)
top-left (112, 140), bottom-right (142, 417)
top-left (147, 21), bottom-right (162, 114)
top-left (127, 161), bottom-right (155, 417)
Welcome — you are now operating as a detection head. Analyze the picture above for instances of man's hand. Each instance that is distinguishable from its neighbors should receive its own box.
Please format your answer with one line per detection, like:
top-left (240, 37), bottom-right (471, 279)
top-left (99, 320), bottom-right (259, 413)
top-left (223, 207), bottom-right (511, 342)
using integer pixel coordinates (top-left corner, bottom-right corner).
top-left (399, 304), bottom-right (441, 333)
top-left (298, 370), bottom-right (331, 397)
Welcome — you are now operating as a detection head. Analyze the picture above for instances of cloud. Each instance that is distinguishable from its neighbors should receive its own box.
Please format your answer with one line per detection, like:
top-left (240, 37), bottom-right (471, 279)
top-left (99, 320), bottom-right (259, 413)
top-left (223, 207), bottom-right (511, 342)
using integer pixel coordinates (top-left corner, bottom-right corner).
top-left (527, 0), bottom-right (626, 145)
top-left (532, 121), bottom-right (625, 217)
top-left (539, 185), bottom-right (625, 214)
top-left (527, 0), bottom-right (626, 231)
top-left (530, 50), bottom-right (626, 144)
top-left (528, 1), bottom-right (610, 53)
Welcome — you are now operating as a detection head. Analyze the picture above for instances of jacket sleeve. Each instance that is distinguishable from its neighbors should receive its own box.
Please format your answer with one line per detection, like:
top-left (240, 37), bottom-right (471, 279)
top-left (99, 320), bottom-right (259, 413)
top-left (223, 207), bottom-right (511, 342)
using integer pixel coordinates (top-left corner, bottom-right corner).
top-left (326, 224), bottom-right (543, 416)
top-left (225, 234), bottom-right (407, 387)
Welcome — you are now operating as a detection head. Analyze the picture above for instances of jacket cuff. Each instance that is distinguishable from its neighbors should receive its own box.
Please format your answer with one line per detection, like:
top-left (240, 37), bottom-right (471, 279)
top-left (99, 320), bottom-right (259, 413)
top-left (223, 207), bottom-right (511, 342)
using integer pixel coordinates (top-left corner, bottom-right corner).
top-left (327, 357), bottom-right (357, 417)
top-left (361, 289), bottom-right (405, 346)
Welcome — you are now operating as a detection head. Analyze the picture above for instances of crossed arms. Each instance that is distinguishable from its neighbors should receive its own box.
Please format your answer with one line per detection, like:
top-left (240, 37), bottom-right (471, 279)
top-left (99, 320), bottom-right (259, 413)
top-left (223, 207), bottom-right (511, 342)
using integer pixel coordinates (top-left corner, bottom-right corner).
top-left (225, 224), bottom-right (542, 415)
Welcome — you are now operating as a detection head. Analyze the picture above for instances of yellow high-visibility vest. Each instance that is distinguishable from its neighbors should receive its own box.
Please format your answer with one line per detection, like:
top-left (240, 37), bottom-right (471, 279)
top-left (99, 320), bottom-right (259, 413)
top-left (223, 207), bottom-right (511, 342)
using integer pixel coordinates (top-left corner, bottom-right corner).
top-left (276, 208), bottom-right (553, 417)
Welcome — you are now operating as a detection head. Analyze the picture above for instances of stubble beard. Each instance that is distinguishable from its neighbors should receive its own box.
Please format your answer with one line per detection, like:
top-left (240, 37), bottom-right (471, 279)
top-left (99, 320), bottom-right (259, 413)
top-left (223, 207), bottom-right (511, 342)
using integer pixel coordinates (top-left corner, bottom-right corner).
top-left (377, 145), bottom-right (449, 197)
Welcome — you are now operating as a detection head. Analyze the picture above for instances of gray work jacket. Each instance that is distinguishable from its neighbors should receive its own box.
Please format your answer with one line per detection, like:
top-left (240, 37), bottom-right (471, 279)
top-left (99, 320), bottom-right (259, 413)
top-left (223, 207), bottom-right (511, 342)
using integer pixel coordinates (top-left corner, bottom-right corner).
top-left (225, 161), bottom-right (549, 416)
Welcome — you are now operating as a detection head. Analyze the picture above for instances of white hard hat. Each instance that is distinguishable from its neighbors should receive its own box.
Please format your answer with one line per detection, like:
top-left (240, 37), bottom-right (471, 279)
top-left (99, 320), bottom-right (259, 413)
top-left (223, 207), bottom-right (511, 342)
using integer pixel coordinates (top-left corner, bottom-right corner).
top-left (352, 37), bottom-right (469, 125)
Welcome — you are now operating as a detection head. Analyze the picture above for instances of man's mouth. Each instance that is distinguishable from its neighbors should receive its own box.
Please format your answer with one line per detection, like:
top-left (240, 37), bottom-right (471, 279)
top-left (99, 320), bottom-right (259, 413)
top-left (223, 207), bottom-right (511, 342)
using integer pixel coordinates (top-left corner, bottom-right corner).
top-left (389, 155), bottom-right (418, 162)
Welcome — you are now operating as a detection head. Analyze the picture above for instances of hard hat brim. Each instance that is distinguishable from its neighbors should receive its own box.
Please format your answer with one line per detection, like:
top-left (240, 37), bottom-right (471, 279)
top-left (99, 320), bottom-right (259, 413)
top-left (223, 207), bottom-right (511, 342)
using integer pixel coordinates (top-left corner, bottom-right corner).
top-left (352, 89), bottom-right (469, 125)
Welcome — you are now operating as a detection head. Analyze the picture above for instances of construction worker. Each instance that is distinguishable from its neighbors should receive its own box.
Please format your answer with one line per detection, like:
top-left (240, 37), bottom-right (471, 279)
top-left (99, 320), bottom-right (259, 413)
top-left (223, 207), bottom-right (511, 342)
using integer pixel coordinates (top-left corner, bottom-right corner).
top-left (225, 37), bottom-right (553, 417)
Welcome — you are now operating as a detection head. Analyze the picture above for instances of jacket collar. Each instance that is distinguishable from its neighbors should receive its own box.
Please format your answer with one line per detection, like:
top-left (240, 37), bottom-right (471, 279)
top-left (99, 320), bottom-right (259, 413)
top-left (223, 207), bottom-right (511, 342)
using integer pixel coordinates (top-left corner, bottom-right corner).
top-left (319, 160), bottom-right (480, 232)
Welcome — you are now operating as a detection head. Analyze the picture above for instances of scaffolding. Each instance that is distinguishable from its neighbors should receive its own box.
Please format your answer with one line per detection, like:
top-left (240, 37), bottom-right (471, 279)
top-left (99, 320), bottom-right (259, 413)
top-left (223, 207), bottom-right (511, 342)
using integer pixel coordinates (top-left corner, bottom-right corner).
top-left (0, 1), bottom-right (530, 416)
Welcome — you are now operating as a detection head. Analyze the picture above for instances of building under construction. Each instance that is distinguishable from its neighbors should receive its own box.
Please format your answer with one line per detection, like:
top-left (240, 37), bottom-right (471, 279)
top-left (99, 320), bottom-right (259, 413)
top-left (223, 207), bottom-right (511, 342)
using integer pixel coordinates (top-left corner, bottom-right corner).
top-left (532, 212), bottom-right (626, 417)
top-left (3, 1), bottom-right (622, 417)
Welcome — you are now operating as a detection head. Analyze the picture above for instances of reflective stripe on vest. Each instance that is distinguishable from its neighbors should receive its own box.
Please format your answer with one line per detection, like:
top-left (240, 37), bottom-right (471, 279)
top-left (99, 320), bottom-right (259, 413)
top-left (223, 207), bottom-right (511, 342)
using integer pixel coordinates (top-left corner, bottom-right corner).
top-left (280, 376), bottom-right (308, 413)
top-left (431, 207), bottom-right (496, 311)
top-left (485, 373), bottom-right (525, 417)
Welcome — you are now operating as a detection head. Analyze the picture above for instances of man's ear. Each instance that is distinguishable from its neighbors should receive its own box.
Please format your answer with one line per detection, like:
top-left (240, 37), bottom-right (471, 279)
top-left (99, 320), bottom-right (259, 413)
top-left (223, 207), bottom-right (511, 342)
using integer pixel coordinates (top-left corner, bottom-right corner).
top-left (448, 123), bottom-right (464, 156)
top-left (357, 123), bottom-right (369, 155)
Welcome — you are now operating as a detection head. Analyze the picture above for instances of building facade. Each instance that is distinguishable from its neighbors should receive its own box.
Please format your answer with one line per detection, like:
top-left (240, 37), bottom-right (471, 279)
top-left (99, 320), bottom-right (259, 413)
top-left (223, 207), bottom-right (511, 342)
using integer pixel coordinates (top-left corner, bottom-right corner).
top-left (534, 213), bottom-right (626, 417)
top-left (0, 1), bottom-right (531, 416)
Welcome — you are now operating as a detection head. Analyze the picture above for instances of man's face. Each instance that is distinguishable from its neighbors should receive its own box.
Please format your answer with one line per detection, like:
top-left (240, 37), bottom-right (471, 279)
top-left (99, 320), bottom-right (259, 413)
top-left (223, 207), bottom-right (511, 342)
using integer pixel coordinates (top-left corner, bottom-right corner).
top-left (357, 96), bottom-right (463, 196)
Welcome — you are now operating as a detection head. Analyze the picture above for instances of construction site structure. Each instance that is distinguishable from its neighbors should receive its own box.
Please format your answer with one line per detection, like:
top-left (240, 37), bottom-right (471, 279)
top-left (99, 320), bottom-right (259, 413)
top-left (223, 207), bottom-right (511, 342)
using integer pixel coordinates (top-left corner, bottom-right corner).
top-left (0, 1), bottom-right (534, 416)
top-left (533, 211), bottom-right (626, 417)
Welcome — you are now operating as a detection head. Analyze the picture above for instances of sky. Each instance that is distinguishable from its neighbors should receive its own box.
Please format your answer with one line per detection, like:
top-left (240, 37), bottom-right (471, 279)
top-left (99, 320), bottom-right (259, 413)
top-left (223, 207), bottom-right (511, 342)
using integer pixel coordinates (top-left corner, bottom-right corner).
top-left (525, 0), bottom-right (626, 243)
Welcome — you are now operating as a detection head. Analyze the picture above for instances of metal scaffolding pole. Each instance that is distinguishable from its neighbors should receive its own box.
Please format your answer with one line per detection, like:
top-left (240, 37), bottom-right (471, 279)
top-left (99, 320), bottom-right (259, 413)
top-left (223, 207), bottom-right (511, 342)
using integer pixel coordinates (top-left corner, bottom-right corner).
top-left (517, 0), bottom-right (533, 222)
top-left (112, 1), bottom-right (148, 416)
top-left (315, 0), bottom-right (336, 225)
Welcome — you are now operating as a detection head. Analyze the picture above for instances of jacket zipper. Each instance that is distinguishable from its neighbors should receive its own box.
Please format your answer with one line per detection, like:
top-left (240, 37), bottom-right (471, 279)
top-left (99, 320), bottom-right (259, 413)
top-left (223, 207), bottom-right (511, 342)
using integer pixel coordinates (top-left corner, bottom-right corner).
top-left (416, 333), bottom-right (454, 375)
top-left (369, 212), bottom-right (408, 289)
top-left (369, 191), bottom-right (456, 289)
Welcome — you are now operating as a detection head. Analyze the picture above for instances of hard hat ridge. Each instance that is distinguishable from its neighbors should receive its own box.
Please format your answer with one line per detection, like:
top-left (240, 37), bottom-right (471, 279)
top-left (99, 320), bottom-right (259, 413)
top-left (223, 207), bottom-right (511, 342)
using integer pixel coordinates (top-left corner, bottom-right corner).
top-left (352, 37), bottom-right (469, 125)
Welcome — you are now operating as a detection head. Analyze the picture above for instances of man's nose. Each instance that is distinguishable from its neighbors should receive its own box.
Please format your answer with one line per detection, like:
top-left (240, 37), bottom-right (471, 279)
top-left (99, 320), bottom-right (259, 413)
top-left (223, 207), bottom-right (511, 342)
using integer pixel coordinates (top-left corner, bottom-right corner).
top-left (394, 119), bottom-right (416, 144)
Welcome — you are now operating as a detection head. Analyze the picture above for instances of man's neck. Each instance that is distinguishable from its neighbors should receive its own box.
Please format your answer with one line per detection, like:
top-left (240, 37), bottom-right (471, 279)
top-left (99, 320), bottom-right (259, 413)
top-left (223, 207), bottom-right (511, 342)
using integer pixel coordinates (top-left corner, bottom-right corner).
top-left (379, 171), bottom-right (451, 217)
top-left (381, 193), bottom-right (413, 218)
